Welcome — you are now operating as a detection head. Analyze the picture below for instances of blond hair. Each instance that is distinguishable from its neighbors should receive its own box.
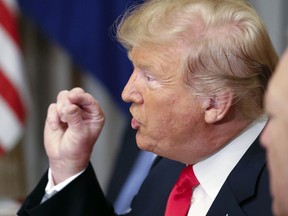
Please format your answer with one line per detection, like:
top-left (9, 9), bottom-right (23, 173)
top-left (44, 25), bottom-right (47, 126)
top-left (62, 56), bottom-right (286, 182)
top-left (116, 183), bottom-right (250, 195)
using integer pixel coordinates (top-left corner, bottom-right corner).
top-left (117, 0), bottom-right (278, 120)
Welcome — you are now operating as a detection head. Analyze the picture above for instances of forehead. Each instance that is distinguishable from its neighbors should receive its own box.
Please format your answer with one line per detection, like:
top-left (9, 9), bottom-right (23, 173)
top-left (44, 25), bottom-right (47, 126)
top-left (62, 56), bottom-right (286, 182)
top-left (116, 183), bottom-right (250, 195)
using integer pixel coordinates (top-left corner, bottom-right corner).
top-left (129, 45), bottom-right (186, 72)
top-left (130, 45), bottom-right (183, 60)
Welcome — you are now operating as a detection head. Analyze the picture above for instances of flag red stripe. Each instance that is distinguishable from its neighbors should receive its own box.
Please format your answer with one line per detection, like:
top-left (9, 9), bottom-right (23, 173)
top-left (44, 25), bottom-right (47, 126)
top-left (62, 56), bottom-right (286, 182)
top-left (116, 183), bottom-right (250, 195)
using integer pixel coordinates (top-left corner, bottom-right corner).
top-left (0, 144), bottom-right (4, 156)
top-left (0, 0), bottom-right (20, 46)
top-left (0, 69), bottom-right (25, 123)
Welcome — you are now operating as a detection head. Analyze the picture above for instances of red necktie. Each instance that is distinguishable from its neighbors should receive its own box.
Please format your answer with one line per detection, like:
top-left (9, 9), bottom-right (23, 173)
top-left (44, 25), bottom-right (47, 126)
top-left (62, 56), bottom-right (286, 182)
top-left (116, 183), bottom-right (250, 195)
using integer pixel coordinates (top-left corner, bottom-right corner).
top-left (165, 165), bottom-right (199, 216)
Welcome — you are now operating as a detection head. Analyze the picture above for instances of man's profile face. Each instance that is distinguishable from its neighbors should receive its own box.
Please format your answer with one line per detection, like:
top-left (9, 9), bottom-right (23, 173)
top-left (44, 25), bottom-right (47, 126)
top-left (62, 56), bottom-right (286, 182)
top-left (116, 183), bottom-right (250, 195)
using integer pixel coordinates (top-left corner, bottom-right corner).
top-left (261, 49), bottom-right (288, 215)
top-left (121, 45), bottom-right (211, 164)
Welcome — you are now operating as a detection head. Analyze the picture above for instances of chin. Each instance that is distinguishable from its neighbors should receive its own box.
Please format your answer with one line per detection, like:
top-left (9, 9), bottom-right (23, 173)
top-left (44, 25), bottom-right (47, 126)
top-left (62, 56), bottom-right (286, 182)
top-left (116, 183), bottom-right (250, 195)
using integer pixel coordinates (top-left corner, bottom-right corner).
top-left (136, 142), bottom-right (146, 151)
top-left (135, 134), bottom-right (156, 152)
top-left (135, 139), bottom-right (152, 151)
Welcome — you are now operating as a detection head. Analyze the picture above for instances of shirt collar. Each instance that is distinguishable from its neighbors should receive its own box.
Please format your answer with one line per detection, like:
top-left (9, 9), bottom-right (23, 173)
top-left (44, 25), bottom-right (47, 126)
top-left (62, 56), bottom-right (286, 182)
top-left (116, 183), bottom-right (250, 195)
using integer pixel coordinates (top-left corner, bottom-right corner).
top-left (193, 116), bottom-right (267, 201)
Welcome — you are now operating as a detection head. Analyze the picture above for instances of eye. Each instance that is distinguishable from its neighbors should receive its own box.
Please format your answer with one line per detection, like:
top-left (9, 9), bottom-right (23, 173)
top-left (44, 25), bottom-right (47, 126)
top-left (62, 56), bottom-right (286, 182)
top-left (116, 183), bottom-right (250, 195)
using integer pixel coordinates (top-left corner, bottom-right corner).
top-left (143, 71), bottom-right (156, 82)
top-left (146, 74), bottom-right (155, 82)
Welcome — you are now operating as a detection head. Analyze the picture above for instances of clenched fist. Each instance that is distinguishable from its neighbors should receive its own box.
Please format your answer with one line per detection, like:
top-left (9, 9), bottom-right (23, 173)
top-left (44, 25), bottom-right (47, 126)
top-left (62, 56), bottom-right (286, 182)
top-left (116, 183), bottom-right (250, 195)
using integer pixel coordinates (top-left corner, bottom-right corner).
top-left (44, 87), bottom-right (105, 184)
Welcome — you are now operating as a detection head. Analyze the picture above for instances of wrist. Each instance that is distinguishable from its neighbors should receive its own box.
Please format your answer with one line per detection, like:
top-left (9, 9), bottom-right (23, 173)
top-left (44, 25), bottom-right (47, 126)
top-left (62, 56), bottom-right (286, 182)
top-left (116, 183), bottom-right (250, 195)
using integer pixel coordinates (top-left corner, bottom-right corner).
top-left (49, 159), bottom-right (89, 184)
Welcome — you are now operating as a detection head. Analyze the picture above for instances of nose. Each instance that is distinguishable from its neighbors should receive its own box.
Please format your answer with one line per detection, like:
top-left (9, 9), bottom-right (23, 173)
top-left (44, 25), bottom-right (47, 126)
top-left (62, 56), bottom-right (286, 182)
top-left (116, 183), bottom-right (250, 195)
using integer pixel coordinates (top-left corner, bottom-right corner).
top-left (121, 71), bottom-right (143, 104)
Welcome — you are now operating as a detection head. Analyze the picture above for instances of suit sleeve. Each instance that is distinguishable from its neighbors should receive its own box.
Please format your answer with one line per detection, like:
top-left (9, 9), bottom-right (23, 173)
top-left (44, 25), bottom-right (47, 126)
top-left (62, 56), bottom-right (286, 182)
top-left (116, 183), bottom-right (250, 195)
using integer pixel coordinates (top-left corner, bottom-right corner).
top-left (17, 162), bottom-right (116, 216)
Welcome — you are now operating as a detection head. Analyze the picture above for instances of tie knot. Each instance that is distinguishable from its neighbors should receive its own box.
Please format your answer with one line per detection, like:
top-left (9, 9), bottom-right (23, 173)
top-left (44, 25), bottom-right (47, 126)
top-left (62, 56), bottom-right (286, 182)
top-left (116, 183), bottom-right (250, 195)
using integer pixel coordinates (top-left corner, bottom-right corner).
top-left (176, 165), bottom-right (199, 191)
top-left (165, 165), bottom-right (199, 216)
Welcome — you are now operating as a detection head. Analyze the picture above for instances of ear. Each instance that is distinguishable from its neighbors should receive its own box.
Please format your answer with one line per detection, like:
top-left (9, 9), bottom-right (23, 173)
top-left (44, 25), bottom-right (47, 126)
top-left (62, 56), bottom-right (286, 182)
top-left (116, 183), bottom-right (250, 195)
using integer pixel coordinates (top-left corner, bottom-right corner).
top-left (202, 89), bottom-right (233, 124)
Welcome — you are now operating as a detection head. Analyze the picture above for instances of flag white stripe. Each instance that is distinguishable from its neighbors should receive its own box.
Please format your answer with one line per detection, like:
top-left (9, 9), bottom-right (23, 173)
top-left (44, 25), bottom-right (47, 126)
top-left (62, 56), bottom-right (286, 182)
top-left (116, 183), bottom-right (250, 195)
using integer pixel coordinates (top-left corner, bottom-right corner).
top-left (0, 25), bottom-right (26, 98)
top-left (0, 97), bottom-right (22, 150)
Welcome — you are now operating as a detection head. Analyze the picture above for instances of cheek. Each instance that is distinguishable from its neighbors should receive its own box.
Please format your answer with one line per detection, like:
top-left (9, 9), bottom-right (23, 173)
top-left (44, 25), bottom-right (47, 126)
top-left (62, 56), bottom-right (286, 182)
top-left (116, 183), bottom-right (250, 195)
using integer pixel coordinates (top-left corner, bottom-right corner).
top-left (139, 91), bottom-right (202, 145)
top-left (148, 101), bottom-right (202, 142)
top-left (263, 122), bottom-right (288, 203)
top-left (269, 152), bottom-right (288, 215)
top-left (260, 125), bottom-right (270, 148)
top-left (261, 121), bottom-right (283, 149)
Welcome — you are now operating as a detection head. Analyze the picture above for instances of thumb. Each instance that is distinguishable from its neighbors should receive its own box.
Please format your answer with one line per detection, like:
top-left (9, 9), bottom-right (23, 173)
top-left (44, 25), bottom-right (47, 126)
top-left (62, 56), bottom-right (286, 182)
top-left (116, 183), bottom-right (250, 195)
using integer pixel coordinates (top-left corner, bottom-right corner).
top-left (61, 104), bottom-right (84, 133)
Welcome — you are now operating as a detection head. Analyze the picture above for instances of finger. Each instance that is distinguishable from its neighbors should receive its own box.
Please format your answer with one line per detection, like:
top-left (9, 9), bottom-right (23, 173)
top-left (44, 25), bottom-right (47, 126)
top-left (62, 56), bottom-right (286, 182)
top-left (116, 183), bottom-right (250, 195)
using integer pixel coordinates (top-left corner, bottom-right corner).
top-left (56, 89), bottom-right (84, 114)
top-left (46, 103), bottom-right (60, 130)
top-left (56, 90), bottom-right (70, 104)
top-left (67, 89), bottom-right (101, 114)
top-left (60, 103), bottom-right (84, 132)
top-left (56, 90), bottom-right (72, 123)
top-left (69, 87), bottom-right (85, 94)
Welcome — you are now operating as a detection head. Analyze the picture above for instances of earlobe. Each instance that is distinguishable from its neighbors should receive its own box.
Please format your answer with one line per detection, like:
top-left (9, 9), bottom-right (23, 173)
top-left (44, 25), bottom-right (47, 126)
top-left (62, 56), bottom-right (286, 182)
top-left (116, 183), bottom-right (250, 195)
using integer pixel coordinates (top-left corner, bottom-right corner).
top-left (203, 89), bottom-right (233, 124)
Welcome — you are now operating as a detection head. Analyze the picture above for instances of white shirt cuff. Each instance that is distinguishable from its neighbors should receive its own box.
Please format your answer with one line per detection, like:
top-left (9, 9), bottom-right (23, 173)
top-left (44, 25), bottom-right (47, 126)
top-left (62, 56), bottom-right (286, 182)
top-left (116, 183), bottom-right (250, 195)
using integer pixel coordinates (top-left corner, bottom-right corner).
top-left (41, 168), bottom-right (85, 203)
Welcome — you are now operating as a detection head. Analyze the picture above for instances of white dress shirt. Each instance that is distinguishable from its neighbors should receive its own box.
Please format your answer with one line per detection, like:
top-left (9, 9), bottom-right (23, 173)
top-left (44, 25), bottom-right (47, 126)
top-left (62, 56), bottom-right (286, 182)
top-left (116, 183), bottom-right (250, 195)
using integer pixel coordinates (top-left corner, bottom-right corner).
top-left (188, 117), bottom-right (267, 216)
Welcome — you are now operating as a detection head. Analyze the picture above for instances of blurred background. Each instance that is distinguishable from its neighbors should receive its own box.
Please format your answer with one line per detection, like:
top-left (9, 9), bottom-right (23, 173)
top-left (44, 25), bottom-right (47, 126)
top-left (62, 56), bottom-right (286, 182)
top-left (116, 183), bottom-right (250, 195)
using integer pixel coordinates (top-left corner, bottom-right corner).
top-left (0, 0), bottom-right (287, 214)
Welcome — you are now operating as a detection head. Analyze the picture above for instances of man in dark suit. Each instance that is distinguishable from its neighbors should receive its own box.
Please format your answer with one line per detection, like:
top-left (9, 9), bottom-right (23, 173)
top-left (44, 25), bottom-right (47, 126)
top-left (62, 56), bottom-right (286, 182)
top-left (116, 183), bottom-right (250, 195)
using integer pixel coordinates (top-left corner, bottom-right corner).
top-left (18, 0), bottom-right (278, 215)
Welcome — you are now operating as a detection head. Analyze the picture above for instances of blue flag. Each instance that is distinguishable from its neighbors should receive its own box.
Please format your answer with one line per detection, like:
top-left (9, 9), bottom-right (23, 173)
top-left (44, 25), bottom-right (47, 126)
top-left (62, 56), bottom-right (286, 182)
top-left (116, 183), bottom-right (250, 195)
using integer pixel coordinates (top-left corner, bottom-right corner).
top-left (17, 0), bottom-right (142, 113)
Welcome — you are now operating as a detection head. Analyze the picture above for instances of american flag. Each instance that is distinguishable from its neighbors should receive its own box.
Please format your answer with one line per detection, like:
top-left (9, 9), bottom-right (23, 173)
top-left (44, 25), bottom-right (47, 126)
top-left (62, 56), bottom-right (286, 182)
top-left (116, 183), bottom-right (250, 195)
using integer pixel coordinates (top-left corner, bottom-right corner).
top-left (0, 0), bottom-right (27, 156)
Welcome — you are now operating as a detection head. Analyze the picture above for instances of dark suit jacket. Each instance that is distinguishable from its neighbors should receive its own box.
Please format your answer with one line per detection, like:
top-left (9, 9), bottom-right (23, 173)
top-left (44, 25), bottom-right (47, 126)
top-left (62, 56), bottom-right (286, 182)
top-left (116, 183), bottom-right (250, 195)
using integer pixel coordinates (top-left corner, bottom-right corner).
top-left (106, 125), bottom-right (142, 204)
top-left (107, 124), bottom-right (162, 209)
top-left (18, 137), bottom-right (272, 216)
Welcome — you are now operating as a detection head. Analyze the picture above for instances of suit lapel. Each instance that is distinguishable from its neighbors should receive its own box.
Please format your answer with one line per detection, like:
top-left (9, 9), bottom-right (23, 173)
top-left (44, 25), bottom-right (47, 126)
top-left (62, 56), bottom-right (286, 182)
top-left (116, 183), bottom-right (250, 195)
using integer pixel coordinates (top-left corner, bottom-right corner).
top-left (206, 185), bottom-right (246, 216)
top-left (207, 137), bottom-right (266, 216)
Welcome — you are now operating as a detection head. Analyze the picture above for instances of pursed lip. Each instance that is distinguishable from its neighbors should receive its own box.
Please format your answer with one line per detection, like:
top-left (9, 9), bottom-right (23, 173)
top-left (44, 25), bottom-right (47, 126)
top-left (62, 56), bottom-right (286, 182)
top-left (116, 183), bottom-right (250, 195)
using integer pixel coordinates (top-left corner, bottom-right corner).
top-left (130, 108), bottom-right (141, 129)
top-left (131, 117), bottom-right (141, 129)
